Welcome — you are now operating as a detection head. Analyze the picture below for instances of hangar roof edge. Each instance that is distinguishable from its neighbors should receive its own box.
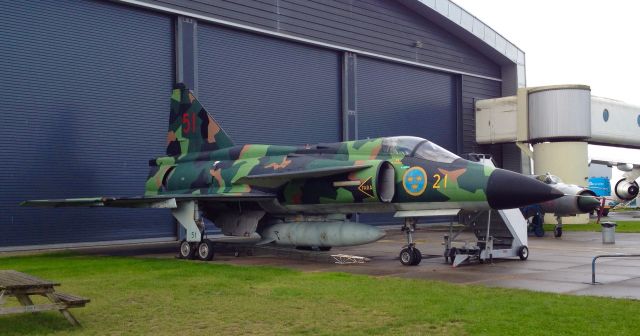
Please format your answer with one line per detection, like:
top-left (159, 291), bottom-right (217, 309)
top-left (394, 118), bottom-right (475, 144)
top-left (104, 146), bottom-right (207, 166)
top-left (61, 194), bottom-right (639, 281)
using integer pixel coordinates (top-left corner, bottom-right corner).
top-left (401, 0), bottom-right (525, 67)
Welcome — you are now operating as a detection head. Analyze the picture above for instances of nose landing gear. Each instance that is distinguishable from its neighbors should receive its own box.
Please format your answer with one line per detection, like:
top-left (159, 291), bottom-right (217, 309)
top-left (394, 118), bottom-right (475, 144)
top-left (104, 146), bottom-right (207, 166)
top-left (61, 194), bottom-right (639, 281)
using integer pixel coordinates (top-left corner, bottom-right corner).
top-left (399, 217), bottom-right (422, 266)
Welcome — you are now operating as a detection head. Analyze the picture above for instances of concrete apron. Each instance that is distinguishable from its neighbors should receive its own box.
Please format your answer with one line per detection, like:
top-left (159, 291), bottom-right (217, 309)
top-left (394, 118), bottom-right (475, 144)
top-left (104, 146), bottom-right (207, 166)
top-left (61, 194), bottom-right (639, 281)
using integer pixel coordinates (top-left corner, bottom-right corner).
top-left (201, 227), bottom-right (640, 300)
top-left (9, 225), bottom-right (639, 300)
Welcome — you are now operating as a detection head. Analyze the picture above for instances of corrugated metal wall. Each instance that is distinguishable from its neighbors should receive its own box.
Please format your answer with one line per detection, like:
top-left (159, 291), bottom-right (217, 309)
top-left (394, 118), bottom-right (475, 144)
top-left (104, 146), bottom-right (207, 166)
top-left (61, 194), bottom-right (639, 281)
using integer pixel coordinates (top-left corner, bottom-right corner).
top-left (356, 57), bottom-right (457, 225)
top-left (2, 0), bottom-right (507, 249)
top-left (0, 0), bottom-right (175, 248)
top-left (357, 57), bottom-right (458, 152)
top-left (462, 76), bottom-right (502, 154)
top-left (197, 24), bottom-right (341, 145)
top-left (132, 0), bottom-right (502, 152)
top-left (133, 0), bottom-right (501, 79)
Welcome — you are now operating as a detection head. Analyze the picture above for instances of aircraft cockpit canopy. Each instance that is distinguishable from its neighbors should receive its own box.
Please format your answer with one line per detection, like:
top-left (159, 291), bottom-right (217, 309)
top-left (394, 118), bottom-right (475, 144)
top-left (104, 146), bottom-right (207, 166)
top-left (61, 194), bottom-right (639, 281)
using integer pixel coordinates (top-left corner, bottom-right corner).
top-left (536, 173), bottom-right (563, 185)
top-left (381, 136), bottom-right (460, 163)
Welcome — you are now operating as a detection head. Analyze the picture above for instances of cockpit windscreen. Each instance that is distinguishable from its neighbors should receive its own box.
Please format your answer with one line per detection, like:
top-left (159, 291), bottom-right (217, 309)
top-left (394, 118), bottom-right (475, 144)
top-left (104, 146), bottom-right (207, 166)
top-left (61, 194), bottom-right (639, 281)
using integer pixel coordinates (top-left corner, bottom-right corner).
top-left (414, 141), bottom-right (460, 163)
top-left (381, 136), bottom-right (460, 163)
top-left (535, 174), bottom-right (562, 185)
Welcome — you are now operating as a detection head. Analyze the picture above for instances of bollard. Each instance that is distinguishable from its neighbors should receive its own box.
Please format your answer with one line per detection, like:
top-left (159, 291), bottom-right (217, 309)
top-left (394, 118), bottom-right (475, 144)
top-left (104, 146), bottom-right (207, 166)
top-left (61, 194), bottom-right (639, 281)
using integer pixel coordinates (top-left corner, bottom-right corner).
top-left (600, 222), bottom-right (616, 244)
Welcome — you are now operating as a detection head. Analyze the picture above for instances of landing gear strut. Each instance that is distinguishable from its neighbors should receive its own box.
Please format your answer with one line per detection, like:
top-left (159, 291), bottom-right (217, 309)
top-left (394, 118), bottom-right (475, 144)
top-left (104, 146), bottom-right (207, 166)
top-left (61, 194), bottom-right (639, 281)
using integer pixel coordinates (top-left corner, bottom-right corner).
top-left (399, 217), bottom-right (422, 266)
top-left (554, 216), bottom-right (563, 238)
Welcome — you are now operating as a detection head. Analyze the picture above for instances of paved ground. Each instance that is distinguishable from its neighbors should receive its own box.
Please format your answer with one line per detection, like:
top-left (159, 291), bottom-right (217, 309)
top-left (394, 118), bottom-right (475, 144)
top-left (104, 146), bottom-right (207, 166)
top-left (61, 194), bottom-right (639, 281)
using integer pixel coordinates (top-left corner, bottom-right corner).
top-left (5, 210), bottom-right (639, 300)
top-left (212, 228), bottom-right (640, 300)
top-left (604, 209), bottom-right (640, 221)
top-left (72, 222), bottom-right (640, 300)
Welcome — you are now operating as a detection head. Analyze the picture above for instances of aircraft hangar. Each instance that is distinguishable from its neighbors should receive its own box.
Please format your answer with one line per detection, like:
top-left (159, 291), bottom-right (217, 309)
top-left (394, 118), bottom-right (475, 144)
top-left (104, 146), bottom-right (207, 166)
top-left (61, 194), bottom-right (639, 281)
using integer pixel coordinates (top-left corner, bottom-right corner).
top-left (0, 0), bottom-right (525, 250)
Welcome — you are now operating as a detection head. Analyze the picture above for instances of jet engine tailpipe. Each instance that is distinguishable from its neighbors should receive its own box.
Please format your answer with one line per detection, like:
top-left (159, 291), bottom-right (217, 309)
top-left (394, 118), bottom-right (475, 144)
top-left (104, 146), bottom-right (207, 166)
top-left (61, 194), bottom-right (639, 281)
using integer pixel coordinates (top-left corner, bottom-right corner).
top-left (539, 187), bottom-right (599, 216)
top-left (614, 179), bottom-right (640, 201)
top-left (576, 189), bottom-right (599, 213)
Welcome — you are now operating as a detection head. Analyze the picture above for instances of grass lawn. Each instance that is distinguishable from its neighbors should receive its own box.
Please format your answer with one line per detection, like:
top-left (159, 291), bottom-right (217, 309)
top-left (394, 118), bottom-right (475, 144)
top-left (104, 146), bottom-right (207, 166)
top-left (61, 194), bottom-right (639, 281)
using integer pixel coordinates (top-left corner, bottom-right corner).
top-left (544, 220), bottom-right (640, 233)
top-left (611, 207), bottom-right (640, 212)
top-left (1, 254), bottom-right (639, 336)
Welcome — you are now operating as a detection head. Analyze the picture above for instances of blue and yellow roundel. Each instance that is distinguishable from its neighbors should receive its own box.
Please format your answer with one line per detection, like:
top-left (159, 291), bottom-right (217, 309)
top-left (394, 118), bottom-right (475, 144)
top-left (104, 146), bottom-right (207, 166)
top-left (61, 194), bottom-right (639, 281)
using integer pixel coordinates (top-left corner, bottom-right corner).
top-left (403, 167), bottom-right (427, 196)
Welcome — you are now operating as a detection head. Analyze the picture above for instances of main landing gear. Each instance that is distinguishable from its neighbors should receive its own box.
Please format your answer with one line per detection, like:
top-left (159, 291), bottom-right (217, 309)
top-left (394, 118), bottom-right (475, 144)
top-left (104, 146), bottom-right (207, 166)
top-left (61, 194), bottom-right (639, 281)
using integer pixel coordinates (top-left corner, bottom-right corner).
top-left (399, 217), bottom-right (422, 266)
top-left (174, 200), bottom-right (215, 261)
top-left (178, 240), bottom-right (214, 261)
top-left (176, 212), bottom-right (214, 261)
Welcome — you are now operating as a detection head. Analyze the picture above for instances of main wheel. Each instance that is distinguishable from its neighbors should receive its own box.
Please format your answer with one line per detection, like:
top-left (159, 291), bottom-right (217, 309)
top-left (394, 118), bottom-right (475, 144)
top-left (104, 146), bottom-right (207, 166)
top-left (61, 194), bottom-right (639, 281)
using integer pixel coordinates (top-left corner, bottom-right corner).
top-left (318, 246), bottom-right (332, 252)
top-left (399, 248), bottom-right (416, 266)
top-left (554, 227), bottom-right (563, 238)
top-left (197, 241), bottom-right (214, 261)
top-left (448, 247), bottom-right (458, 265)
top-left (411, 248), bottom-right (422, 266)
top-left (179, 240), bottom-right (196, 259)
top-left (518, 246), bottom-right (529, 260)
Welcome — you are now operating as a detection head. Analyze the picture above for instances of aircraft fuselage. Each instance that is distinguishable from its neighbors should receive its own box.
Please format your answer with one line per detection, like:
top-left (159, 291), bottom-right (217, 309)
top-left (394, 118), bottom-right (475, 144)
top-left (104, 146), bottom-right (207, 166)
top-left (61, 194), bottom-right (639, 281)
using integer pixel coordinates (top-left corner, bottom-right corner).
top-left (145, 137), bottom-right (558, 215)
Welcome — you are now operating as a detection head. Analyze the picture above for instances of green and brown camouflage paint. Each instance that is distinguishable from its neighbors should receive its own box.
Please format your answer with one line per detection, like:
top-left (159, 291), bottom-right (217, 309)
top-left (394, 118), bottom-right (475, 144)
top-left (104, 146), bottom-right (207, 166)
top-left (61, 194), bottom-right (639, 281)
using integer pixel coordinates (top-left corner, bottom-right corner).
top-left (146, 85), bottom-right (495, 213)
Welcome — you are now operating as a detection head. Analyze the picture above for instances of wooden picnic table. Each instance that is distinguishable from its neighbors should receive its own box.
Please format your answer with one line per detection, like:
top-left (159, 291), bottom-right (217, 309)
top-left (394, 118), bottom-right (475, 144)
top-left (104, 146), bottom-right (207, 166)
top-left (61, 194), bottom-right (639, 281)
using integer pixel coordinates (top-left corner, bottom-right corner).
top-left (0, 270), bottom-right (89, 326)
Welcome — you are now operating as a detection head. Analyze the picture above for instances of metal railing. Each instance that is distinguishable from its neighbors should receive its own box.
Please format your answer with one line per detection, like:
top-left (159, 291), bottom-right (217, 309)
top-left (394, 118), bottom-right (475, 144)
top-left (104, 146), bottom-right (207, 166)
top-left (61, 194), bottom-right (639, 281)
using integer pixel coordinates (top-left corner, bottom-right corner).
top-left (592, 254), bottom-right (640, 284)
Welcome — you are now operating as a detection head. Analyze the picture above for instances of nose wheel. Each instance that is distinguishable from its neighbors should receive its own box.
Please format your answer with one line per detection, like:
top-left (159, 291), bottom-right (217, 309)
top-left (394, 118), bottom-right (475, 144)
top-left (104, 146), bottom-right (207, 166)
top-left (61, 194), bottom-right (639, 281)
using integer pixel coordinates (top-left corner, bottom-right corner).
top-left (399, 246), bottom-right (422, 266)
top-left (554, 216), bottom-right (563, 238)
top-left (399, 217), bottom-right (422, 266)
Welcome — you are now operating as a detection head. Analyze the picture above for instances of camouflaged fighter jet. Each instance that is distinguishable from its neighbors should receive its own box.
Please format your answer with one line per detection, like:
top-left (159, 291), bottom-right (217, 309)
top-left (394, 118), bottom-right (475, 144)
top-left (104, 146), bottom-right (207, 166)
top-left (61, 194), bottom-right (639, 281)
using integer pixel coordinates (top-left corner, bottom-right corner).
top-left (23, 84), bottom-right (563, 266)
top-left (528, 174), bottom-right (601, 238)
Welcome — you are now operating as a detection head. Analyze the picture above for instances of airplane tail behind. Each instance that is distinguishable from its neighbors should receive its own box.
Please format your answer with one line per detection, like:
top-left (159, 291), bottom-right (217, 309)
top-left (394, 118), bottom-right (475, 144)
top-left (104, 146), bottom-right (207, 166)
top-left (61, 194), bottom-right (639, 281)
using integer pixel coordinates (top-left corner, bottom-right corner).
top-left (166, 83), bottom-right (234, 156)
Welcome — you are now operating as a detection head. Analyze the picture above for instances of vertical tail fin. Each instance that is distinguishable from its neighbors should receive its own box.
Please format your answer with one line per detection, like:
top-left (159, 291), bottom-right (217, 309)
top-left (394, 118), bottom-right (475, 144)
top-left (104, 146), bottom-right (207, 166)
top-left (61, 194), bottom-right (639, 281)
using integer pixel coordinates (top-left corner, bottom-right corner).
top-left (166, 83), bottom-right (234, 156)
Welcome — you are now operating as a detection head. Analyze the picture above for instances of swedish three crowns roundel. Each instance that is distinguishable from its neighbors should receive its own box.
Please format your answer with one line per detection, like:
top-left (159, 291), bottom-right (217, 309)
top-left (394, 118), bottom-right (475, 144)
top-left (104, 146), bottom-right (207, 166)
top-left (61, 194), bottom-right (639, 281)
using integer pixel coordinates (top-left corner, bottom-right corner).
top-left (403, 167), bottom-right (427, 196)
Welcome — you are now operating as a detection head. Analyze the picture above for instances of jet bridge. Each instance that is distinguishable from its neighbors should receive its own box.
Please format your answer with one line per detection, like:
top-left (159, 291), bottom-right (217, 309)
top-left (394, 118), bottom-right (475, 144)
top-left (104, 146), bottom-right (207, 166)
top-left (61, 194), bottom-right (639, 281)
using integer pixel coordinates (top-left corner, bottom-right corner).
top-left (443, 154), bottom-right (529, 267)
top-left (475, 84), bottom-right (640, 224)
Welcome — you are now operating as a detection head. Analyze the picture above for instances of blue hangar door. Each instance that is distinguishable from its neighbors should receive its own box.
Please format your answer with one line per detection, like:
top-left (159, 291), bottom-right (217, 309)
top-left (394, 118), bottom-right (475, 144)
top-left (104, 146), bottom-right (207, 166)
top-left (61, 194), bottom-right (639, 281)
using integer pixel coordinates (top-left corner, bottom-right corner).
top-left (357, 57), bottom-right (459, 153)
top-left (357, 57), bottom-right (459, 225)
top-left (0, 0), bottom-right (175, 249)
top-left (197, 24), bottom-right (341, 146)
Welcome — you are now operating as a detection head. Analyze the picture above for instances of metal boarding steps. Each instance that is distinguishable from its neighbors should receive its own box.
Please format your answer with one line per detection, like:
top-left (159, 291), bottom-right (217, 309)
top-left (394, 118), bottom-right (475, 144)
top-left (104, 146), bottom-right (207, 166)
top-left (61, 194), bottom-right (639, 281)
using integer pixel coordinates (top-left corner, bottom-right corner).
top-left (463, 210), bottom-right (515, 249)
top-left (444, 209), bottom-right (529, 267)
top-left (444, 154), bottom-right (530, 267)
top-left (464, 211), bottom-right (512, 248)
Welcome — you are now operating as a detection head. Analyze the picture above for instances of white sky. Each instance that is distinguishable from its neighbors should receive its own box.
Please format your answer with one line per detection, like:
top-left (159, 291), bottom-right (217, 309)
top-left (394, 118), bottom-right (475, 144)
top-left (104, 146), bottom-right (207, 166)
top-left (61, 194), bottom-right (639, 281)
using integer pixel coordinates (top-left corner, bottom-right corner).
top-left (454, 0), bottom-right (640, 104)
top-left (453, 0), bottom-right (640, 181)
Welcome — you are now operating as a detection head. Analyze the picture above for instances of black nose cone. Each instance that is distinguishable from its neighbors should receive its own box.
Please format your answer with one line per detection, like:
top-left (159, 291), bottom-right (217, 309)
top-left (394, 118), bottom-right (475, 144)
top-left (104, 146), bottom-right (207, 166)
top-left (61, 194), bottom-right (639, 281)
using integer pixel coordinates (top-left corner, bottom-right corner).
top-left (486, 169), bottom-right (564, 210)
